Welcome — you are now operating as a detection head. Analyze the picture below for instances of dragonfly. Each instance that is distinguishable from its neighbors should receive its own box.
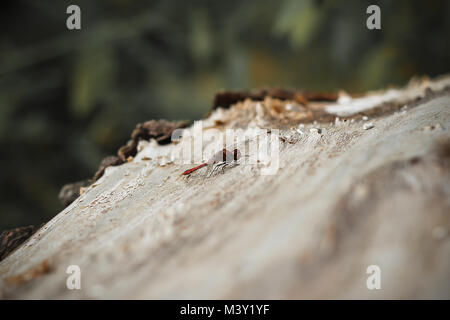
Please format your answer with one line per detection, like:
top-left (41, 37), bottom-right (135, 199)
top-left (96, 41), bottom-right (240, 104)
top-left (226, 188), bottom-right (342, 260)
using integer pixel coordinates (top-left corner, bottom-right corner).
top-left (182, 148), bottom-right (242, 178)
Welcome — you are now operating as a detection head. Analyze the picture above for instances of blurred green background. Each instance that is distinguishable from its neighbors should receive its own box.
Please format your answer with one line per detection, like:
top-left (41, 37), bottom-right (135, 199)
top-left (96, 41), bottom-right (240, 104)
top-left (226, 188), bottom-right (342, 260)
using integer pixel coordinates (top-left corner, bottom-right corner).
top-left (0, 0), bottom-right (449, 229)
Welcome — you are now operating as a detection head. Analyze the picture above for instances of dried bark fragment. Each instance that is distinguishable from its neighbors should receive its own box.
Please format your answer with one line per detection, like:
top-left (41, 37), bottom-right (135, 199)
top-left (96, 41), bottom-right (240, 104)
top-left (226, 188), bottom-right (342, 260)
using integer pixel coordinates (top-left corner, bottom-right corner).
top-left (119, 120), bottom-right (188, 161)
top-left (58, 179), bottom-right (92, 207)
top-left (92, 155), bottom-right (123, 182)
top-left (211, 88), bottom-right (338, 110)
top-left (303, 91), bottom-right (339, 102)
top-left (0, 225), bottom-right (42, 261)
top-left (131, 120), bottom-right (188, 145)
top-left (117, 139), bottom-right (138, 162)
top-left (212, 91), bottom-right (252, 110)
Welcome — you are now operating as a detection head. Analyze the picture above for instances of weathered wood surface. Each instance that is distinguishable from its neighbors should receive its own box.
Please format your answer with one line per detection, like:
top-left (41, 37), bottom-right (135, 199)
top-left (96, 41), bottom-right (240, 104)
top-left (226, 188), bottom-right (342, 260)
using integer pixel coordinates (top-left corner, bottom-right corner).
top-left (0, 76), bottom-right (449, 299)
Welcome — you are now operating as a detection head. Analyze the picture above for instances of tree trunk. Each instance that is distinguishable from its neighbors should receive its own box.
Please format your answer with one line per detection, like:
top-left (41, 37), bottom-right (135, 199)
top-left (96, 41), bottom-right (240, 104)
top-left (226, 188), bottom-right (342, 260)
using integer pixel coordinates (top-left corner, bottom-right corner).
top-left (0, 76), bottom-right (449, 299)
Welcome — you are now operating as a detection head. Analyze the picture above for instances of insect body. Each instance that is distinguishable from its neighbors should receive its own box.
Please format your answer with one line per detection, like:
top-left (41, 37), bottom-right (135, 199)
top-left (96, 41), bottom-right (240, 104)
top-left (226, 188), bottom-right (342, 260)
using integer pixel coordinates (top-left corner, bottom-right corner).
top-left (182, 148), bottom-right (241, 177)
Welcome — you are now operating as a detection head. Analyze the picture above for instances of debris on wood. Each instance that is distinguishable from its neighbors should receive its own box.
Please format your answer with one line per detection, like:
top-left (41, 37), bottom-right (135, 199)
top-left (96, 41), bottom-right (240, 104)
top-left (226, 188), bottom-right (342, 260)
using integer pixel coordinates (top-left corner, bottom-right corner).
top-left (309, 128), bottom-right (322, 134)
top-left (363, 122), bottom-right (375, 130)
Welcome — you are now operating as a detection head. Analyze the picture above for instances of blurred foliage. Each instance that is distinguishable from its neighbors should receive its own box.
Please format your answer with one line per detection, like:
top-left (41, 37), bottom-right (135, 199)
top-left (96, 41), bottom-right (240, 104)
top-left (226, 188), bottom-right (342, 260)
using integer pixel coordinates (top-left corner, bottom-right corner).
top-left (0, 0), bottom-right (449, 229)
